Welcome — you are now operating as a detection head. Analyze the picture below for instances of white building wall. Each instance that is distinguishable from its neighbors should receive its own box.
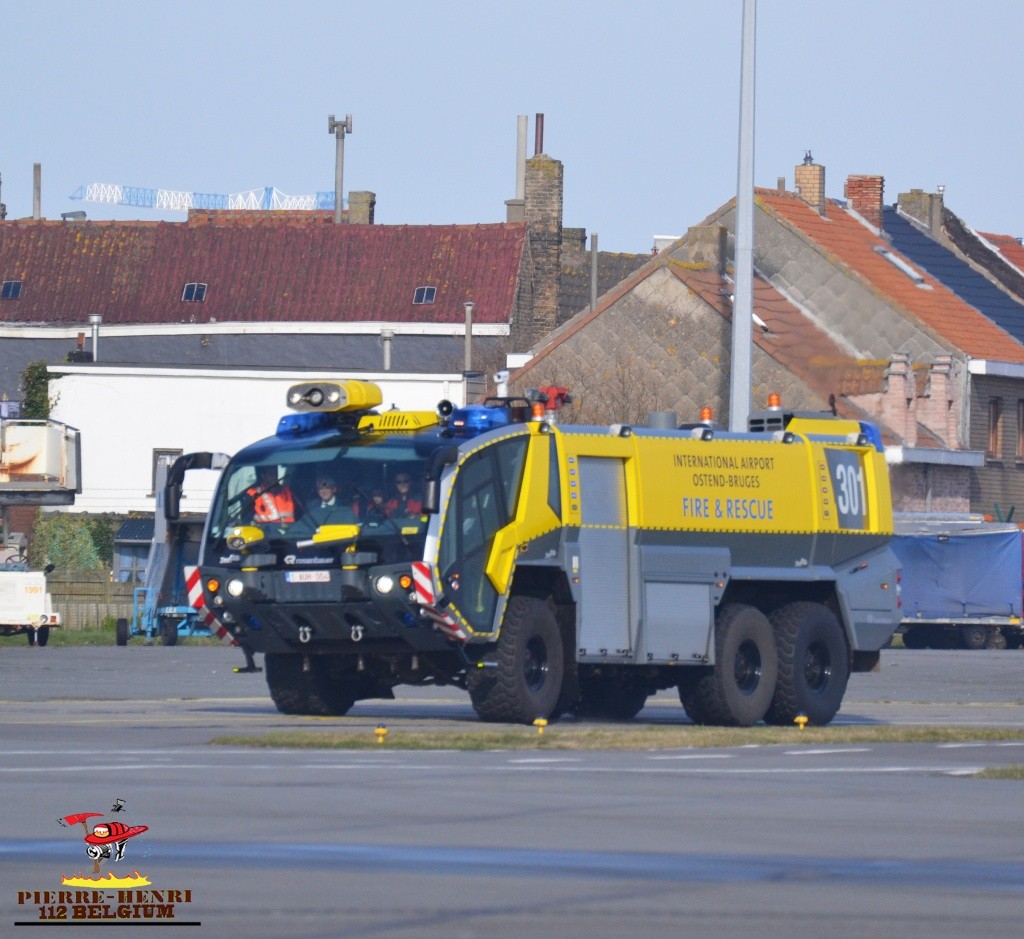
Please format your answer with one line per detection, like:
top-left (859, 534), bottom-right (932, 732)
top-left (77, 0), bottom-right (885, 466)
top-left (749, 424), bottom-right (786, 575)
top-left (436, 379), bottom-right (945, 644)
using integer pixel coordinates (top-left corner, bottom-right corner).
top-left (48, 366), bottom-right (469, 515)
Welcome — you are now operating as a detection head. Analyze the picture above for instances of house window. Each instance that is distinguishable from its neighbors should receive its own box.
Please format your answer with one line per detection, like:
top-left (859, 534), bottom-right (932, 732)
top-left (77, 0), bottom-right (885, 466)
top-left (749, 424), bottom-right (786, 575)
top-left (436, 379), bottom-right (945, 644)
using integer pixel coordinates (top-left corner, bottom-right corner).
top-left (1, 280), bottom-right (23, 300)
top-left (987, 397), bottom-right (1003, 459)
top-left (1017, 401), bottom-right (1024, 460)
top-left (413, 286), bottom-right (436, 305)
top-left (152, 448), bottom-right (183, 496)
top-left (182, 282), bottom-right (207, 302)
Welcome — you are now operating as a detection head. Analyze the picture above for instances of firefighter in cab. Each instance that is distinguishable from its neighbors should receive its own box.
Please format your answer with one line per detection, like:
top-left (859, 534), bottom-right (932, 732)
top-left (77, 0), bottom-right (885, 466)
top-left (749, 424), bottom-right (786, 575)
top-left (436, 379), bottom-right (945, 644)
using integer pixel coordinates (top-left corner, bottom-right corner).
top-left (385, 472), bottom-right (422, 518)
top-left (248, 465), bottom-right (296, 524)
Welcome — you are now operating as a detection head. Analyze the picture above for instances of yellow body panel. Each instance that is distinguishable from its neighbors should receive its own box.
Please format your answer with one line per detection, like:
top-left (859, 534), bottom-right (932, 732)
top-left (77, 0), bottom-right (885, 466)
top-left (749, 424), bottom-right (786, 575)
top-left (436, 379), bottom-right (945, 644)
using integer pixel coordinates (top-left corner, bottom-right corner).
top-left (553, 426), bottom-right (893, 536)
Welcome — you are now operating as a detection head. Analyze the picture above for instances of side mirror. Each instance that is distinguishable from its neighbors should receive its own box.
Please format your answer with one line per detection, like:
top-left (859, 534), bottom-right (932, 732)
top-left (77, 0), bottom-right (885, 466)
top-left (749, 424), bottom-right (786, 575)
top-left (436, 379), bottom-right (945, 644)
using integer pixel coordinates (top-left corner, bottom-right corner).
top-left (43, 563), bottom-right (55, 575)
top-left (423, 446), bottom-right (459, 514)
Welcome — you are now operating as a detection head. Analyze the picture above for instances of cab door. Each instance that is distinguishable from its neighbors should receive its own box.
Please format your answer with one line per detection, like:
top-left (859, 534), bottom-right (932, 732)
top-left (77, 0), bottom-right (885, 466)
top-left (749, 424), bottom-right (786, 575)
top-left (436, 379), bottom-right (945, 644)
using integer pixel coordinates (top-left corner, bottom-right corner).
top-left (435, 435), bottom-right (529, 634)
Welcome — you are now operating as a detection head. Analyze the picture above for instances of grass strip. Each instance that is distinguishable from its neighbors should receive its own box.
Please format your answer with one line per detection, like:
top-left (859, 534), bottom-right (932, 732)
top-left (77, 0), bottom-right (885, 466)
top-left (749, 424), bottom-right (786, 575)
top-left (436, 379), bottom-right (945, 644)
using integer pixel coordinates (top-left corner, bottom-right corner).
top-left (210, 724), bottom-right (1024, 751)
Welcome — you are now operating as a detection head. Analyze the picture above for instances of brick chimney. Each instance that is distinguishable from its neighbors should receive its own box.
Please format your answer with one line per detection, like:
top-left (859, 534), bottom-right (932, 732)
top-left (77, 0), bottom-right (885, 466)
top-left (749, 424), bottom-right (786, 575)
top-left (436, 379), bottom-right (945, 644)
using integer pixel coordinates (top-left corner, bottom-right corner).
top-left (844, 175), bottom-right (884, 230)
top-left (794, 152), bottom-right (825, 214)
top-left (348, 191), bottom-right (376, 225)
top-left (882, 352), bottom-right (917, 447)
top-left (522, 152), bottom-right (564, 347)
top-left (918, 354), bottom-right (959, 447)
top-left (898, 189), bottom-right (944, 237)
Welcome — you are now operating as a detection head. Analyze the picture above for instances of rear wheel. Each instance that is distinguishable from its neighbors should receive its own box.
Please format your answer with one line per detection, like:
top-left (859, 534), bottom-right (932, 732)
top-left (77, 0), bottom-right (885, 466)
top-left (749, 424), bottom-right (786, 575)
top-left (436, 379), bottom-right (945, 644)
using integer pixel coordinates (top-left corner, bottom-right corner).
top-left (678, 604), bottom-right (777, 726)
top-left (766, 602), bottom-right (849, 726)
top-left (467, 595), bottom-right (564, 724)
top-left (36, 626), bottom-right (50, 647)
top-left (265, 653), bottom-right (355, 716)
top-left (961, 625), bottom-right (988, 650)
top-left (115, 618), bottom-right (129, 646)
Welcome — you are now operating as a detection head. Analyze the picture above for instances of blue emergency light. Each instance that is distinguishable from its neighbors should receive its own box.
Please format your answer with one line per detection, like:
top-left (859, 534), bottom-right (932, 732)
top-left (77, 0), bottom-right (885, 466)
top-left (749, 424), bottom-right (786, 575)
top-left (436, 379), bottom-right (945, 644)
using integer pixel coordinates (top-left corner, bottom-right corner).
top-left (448, 404), bottom-right (512, 438)
top-left (858, 421), bottom-right (885, 452)
top-left (276, 411), bottom-right (336, 437)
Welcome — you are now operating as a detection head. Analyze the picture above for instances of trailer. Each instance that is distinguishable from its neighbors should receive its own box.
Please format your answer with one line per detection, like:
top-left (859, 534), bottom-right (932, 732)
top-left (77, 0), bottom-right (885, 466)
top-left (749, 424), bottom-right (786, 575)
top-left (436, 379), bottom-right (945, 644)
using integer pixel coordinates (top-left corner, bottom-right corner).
top-left (892, 514), bottom-right (1023, 650)
top-left (0, 560), bottom-right (60, 646)
top-left (116, 453), bottom-right (229, 646)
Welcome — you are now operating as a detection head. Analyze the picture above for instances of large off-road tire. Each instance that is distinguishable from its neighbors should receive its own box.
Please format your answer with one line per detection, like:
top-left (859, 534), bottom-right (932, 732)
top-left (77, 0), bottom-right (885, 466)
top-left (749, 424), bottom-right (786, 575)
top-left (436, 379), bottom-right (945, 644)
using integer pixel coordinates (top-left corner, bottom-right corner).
top-left (265, 653), bottom-right (355, 716)
top-left (36, 626), bottom-right (50, 647)
top-left (115, 618), bottom-right (129, 646)
top-left (960, 624), bottom-right (988, 650)
top-left (160, 618), bottom-right (179, 647)
top-left (467, 595), bottom-right (564, 724)
top-left (577, 672), bottom-right (649, 720)
top-left (986, 627), bottom-right (1007, 650)
top-left (678, 604), bottom-right (777, 726)
top-left (765, 601), bottom-right (849, 726)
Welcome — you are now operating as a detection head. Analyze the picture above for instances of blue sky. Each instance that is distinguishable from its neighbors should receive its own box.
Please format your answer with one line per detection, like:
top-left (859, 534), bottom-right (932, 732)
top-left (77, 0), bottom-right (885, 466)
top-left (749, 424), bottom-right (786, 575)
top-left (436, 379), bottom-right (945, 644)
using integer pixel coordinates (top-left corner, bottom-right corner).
top-left (3, 0), bottom-right (1022, 253)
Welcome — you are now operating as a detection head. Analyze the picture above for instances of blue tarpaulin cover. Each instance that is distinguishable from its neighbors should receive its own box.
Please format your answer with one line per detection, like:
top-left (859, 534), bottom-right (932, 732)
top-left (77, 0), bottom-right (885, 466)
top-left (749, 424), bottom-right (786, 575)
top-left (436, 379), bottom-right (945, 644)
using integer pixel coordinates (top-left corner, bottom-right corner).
top-left (893, 528), bottom-right (1023, 620)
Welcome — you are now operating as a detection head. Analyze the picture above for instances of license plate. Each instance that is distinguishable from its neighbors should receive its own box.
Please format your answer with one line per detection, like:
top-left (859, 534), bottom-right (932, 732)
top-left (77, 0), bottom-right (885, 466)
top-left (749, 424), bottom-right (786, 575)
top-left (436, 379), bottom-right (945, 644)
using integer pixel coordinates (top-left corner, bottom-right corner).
top-left (285, 570), bottom-right (330, 583)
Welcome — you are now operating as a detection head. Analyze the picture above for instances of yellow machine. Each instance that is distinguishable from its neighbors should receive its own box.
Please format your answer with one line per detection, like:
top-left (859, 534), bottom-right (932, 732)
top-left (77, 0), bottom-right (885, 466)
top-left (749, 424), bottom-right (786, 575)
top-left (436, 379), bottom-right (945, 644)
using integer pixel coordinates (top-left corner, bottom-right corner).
top-left (184, 380), bottom-right (900, 726)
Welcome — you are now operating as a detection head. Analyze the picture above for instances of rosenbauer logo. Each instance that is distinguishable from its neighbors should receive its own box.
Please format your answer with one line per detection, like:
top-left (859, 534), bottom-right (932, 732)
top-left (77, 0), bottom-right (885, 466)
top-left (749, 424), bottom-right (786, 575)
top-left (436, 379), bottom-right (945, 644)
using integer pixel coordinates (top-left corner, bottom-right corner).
top-left (13, 797), bottom-right (199, 927)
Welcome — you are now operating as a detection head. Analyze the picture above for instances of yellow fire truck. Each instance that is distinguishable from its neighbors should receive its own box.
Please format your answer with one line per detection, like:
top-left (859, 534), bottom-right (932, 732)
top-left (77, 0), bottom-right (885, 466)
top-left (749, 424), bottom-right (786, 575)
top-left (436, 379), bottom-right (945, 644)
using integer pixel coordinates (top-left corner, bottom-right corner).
top-left (176, 380), bottom-right (900, 726)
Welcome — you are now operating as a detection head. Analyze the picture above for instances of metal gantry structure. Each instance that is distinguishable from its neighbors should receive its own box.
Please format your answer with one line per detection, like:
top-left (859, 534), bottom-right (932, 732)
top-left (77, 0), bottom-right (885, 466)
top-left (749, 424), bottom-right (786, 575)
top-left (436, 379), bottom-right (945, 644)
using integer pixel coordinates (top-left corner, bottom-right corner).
top-left (69, 183), bottom-right (338, 212)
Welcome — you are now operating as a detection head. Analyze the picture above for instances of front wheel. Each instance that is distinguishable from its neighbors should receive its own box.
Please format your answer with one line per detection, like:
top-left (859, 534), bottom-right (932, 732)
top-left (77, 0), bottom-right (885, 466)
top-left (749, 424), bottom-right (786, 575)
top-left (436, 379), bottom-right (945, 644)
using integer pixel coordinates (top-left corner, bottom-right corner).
top-left (265, 654), bottom-right (355, 716)
top-left (765, 602), bottom-right (849, 726)
top-left (468, 595), bottom-right (564, 724)
top-left (115, 618), bottom-right (129, 646)
top-left (679, 603), bottom-right (777, 726)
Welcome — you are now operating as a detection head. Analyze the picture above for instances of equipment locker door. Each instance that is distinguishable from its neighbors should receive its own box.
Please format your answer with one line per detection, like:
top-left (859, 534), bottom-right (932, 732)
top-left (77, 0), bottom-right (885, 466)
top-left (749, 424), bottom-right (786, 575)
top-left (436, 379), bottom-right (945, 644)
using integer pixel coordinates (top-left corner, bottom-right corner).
top-left (576, 456), bottom-right (632, 656)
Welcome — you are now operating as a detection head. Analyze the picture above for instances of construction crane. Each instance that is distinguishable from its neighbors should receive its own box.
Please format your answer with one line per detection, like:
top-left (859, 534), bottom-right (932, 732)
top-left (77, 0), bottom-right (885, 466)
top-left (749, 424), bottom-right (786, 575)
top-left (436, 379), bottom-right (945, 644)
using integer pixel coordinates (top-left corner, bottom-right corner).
top-left (69, 183), bottom-right (339, 212)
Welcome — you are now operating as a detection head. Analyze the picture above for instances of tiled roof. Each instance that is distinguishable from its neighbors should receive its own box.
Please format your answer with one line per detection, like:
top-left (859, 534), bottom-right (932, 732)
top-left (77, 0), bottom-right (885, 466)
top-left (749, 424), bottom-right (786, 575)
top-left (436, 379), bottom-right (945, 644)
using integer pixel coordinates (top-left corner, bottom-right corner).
top-left (666, 262), bottom-right (888, 415)
top-left (114, 517), bottom-right (154, 543)
top-left (0, 218), bottom-right (526, 326)
top-left (524, 251), bottom-right (889, 423)
top-left (756, 190), bottom-right (1024, 364)
top-left (559, 250), bottom-right (651, 324)
top-left (884, 208), bottom-right (1024, 345)
top-left (979, 232), bottom-right (1024, 275)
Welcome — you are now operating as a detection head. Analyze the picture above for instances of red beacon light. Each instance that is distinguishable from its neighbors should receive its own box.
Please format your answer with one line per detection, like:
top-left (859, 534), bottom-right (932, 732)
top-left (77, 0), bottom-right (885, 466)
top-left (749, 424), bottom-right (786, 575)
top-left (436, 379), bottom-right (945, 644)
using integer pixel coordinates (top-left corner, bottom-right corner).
top-left (527, 386), bottom-right (573, 423)
top-left (766, 392), bottom-right (782, 410)
top-left (699, 406), bottom-right (714, 423)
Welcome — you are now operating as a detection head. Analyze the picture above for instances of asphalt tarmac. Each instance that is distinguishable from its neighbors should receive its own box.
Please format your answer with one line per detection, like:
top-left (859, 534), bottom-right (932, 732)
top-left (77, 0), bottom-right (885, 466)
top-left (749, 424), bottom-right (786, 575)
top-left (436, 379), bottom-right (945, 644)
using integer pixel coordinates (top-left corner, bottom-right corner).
top-left (2, 645), bottom-right (1023, 938)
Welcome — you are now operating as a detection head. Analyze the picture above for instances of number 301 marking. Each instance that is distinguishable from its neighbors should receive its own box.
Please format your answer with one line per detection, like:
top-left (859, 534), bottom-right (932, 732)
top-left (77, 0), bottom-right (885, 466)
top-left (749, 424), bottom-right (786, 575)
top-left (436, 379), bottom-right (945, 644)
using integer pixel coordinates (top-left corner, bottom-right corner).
top-left (834, 463), bottom-right (866, 516)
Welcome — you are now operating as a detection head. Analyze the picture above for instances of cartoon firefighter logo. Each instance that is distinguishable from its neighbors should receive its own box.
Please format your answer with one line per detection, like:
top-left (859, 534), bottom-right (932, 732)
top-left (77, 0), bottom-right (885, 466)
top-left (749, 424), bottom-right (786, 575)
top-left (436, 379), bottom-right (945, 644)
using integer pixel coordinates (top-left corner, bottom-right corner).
top-left (59, 807), bottom-right (149, 885)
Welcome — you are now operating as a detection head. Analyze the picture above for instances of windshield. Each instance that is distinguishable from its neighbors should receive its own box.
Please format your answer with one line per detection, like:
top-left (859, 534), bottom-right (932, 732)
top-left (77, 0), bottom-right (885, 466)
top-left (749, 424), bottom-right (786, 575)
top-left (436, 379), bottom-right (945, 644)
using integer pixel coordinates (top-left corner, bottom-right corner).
top-left (204, 429), bottom-right (446, 560)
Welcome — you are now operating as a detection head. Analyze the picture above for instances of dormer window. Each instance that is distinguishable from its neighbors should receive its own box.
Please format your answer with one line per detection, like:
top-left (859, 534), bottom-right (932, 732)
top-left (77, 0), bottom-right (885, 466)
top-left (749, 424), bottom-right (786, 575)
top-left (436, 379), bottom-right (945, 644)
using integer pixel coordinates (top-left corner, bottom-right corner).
top-left (182, 282), bottom-right (207, 302)
top-left (413, 286), bottom-right (436, 305)
top-left (1, 280), bottom-right (23, 300)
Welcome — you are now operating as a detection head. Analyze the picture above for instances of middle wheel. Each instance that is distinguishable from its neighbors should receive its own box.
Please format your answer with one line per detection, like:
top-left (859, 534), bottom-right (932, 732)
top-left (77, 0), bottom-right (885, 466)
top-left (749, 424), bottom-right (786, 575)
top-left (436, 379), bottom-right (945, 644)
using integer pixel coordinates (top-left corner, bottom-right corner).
top-left (679, 603), bottom-right (778, 726)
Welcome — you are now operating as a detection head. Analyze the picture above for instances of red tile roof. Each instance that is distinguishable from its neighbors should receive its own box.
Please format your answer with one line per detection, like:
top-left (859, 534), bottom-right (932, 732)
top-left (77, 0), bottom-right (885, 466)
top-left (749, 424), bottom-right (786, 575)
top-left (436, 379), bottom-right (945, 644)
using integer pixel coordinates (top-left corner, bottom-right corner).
top-left (0, 217), bottom-right (526, 326)
top-left (756, 190), bottom-right (1024, 364)
top-left (979, 232), bottom-right (1024, 276)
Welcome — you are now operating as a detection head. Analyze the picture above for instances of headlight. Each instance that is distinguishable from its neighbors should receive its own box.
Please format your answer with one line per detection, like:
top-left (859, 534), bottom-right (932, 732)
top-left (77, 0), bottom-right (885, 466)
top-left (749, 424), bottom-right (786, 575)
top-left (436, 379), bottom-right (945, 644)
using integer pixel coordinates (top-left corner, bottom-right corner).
top-left (227, 579), bottom-right (245, 597)
top-left (374, 574), bottom-right (395, 595)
